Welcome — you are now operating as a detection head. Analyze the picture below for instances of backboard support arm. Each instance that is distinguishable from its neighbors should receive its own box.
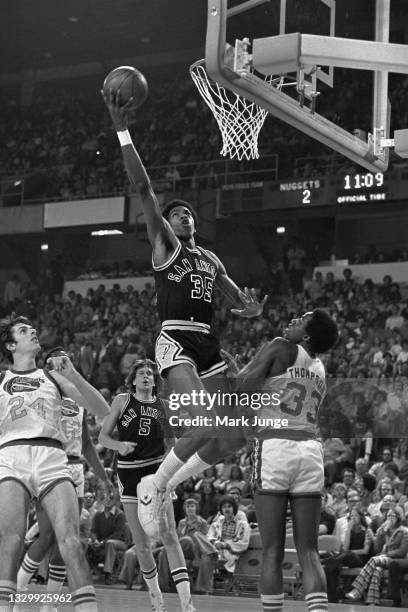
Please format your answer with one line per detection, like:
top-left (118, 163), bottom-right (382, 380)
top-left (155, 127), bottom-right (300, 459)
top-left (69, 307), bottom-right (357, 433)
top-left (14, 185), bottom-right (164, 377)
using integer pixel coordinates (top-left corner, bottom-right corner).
top-left (204, 0), bottom-right (405, 172)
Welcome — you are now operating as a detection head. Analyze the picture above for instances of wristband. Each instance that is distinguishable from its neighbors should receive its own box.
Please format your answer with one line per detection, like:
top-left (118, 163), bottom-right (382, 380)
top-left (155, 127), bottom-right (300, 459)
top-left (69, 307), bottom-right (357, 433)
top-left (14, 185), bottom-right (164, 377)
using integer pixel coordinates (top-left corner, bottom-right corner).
top-left (117, 130), bottom-right (132, 147)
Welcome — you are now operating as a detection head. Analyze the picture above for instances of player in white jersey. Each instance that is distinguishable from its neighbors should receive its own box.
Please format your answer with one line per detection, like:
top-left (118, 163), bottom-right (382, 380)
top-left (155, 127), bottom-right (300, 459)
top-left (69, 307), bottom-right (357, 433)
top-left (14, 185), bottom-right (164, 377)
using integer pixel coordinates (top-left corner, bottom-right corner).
top-left (0, 316), bottom-right (109, 612)
top-left (17, 396), bottom-right (108, 607)
top-left (240, 309), bottom-right (338, 612)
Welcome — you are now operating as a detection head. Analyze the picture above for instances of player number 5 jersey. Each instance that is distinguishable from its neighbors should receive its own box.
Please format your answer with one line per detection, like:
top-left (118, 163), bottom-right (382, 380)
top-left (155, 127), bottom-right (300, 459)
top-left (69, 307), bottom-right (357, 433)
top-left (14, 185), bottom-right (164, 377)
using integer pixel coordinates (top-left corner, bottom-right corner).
top-left (116, 394), bottom-right (169, 467)
top-left (256, 345), bottom-right (326, 440)
top-left (0, 367), bottom-right (66, 446)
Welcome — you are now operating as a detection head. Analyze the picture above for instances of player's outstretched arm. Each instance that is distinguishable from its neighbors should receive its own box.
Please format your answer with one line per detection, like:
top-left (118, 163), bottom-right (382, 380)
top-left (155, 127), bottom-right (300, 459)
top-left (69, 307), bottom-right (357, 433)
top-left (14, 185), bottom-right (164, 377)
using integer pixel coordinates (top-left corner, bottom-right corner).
top-left (98, 394), bottom-right (137, 456)
top-left (231, 286), bottom-right (268, 318)
top-left (237, 341), bottom-right (276, 393)
top-left (49, 355), bottom-right (109, 418)
top-left (102, 89), bottom-right (178, 259)
top-left (208, 250), bottom-right (268, 317)
top-left (81, 413), bottom-right (109, 483)
top-left (237, 337), bottom-right (293, 392)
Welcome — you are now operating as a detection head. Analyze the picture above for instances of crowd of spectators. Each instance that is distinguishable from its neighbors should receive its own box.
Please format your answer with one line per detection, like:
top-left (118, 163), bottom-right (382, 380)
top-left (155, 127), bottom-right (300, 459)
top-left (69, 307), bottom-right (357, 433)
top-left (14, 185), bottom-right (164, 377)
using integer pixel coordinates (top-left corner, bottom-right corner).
top-left (4, 257), bottom-right (408, 602)
top-left (1, 70), bottom-right (408, 203)
top-left (75, 260), bottom-right (152, 282)
top-left (349, 245), bottom-right (408, 266)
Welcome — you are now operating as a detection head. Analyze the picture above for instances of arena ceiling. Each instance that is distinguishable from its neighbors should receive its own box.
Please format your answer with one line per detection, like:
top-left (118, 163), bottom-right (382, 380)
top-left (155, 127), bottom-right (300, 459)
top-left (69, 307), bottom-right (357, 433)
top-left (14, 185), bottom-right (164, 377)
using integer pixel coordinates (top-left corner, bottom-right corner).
top-left (0, 0), bottom-right (406, 76)
top-left (0, 0), bottom-right (208, 74)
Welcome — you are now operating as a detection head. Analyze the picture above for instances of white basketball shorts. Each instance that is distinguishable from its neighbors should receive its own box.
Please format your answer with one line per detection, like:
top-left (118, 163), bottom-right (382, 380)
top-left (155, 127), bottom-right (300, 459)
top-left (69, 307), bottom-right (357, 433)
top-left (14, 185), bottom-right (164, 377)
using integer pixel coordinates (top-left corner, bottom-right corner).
top-left (252, 438), bottom-right (324, 496)
top-left (0, 444), bottom-right (73, 501)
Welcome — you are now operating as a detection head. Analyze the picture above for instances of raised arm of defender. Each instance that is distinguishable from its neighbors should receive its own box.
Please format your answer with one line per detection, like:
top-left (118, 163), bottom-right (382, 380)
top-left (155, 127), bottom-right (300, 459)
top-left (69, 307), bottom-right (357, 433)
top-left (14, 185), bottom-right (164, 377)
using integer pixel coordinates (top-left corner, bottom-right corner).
top-left (49, 355), bottom-right (110, 418)
top-left (81, 413), bottom-right (109, 483)
top-left (102, 89), bottom-right (178, 266)
top-left (237, 337), bottom-right (296, 392)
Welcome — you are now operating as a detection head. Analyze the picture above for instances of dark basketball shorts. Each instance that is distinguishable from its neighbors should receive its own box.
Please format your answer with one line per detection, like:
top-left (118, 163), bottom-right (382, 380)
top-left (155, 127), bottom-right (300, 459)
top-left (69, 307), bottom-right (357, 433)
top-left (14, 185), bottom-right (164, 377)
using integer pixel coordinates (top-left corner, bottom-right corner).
top-left (117, 460), bottom-right (162, 503)
top-left (155, 321), bottom-right (227, 379)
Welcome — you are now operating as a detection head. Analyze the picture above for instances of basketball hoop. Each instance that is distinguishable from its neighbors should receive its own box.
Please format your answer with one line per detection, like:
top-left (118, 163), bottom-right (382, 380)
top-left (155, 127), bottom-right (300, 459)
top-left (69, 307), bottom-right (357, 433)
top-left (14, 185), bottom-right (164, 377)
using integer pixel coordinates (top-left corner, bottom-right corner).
top-left (190, 59), bottom-right (269, 161)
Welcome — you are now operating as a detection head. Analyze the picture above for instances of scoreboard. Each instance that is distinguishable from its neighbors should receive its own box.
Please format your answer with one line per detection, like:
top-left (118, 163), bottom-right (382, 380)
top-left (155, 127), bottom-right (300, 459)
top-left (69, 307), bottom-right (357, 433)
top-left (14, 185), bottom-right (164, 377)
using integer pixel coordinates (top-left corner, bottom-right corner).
top-left (265, 178), bottom-right (330, 208)
top-left (336, 172), bottom-right (389, 204)
top-left (270, 173), bottom-right (391, 208)
top-left (220, 168), bottom-right (408, 213)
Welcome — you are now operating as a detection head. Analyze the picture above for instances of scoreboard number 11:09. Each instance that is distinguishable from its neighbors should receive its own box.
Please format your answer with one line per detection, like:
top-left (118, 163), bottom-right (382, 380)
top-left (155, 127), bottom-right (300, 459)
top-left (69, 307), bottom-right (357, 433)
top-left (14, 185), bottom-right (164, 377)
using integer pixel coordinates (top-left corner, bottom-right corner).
top-left (344, 172), bottom-right (384, 190)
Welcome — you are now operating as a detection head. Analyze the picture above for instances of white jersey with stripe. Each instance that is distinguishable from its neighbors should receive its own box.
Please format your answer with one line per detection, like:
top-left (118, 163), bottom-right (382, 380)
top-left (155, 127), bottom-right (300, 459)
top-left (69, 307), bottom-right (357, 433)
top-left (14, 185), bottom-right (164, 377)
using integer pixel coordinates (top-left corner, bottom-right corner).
top-left (255, 344), bottom-right (326, 441)
top-left (61, 399), bottom-right (84, 457)
top-left (0, 367), bottom-right (66, 446)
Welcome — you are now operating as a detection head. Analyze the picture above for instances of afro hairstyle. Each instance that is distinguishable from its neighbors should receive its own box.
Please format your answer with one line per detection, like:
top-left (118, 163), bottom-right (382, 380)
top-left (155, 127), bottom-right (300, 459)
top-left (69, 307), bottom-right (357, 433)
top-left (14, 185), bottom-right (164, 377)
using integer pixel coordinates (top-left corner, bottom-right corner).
top-left (305, 308), bottom-right (339, 354)
top-left (162, 199), bottom-right (198, 227)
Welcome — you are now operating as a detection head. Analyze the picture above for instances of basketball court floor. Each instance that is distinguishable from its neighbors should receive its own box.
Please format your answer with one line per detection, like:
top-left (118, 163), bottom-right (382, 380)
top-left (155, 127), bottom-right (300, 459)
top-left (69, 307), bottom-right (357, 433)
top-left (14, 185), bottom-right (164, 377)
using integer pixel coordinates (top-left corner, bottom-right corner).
top-left (14, 585), bottom-right (408, 611)
top-left (93, 588), bottom-right (407, 612)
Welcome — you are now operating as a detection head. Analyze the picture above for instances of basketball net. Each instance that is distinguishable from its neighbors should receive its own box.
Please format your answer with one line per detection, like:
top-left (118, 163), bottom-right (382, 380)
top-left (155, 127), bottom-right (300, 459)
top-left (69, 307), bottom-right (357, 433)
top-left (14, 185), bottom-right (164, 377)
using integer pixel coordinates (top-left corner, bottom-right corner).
top-left (190, 60), bottom-right (270, 161)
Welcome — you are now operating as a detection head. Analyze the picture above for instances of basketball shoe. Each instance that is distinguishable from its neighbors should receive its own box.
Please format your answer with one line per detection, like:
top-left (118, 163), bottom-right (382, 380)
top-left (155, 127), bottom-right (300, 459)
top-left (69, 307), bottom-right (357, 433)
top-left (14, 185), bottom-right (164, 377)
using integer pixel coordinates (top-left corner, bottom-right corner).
top-left (181, 596), bottom-right (197, 612)
top-left (149, 590), bottom-right (166, 612)
top-left (137, 474), bottom-right (167, 538)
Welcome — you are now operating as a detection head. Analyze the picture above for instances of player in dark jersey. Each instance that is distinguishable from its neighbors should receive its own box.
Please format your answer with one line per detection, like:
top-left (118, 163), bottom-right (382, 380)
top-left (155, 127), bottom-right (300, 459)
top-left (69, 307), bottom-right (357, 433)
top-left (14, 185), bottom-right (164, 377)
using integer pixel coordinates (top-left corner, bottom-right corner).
top-left (99, 360), bottom-right (196, 612)
top-left (102, 91), bottom-right (267, 536)
top-left (239, 310), bottom-right (338, 612)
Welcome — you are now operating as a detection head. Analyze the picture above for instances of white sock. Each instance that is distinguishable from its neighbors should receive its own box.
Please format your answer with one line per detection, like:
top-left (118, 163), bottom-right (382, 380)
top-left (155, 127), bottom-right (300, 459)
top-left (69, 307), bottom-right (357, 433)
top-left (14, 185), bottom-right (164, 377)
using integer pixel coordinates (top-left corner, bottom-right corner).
top-left (305, 591), bottom-right (328, 612)
top-left (142, 565), bottom-right (161, 594)
top-left (168, 453), bottom-right (212, 489)
top-left (47, 563), bottom-right (66, 593)
top-left (0, 581), bottom-right (16, 612)
top-left (171, 566), bottom-right (191, 603)
top-left (17, 554), bottom-right (40, 590)
top-left (261, 593), bottom-right (284, 611)
top-left (72, 585), bottom-right (97, 612)
top-left (154, 449), bottom-right (184, 489)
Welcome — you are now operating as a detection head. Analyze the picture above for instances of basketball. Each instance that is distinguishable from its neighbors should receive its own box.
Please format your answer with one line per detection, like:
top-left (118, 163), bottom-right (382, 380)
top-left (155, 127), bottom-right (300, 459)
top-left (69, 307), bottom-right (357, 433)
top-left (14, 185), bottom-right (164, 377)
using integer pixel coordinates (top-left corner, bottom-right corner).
top-left (102, 66), bottom-right (148, 110)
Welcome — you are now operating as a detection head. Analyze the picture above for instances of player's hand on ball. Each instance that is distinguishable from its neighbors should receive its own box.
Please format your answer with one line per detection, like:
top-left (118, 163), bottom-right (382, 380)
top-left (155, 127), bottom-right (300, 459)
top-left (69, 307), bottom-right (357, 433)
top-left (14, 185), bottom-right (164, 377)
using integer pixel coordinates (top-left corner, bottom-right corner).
top-left (101, 88), bottom-right (133, 132)
top-left (118, 441), bottom-right (137, 456)
top-left (231, 287), bottom-right (268, 318)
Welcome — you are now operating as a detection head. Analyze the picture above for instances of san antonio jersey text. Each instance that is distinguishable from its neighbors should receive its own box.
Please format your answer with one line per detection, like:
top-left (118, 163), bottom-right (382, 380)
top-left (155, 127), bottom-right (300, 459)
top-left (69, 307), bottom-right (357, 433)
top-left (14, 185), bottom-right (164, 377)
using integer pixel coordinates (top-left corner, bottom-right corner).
top-left (116, 395), bottom-right (171, 468)
top-left (153, 241), bottom-right (219, 325)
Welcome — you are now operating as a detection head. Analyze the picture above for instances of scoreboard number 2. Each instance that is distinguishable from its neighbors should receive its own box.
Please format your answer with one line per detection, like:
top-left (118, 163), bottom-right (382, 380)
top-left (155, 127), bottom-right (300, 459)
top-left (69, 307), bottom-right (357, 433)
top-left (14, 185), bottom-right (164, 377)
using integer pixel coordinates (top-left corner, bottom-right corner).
top-left (302, 189), bottom-right (311, 204)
